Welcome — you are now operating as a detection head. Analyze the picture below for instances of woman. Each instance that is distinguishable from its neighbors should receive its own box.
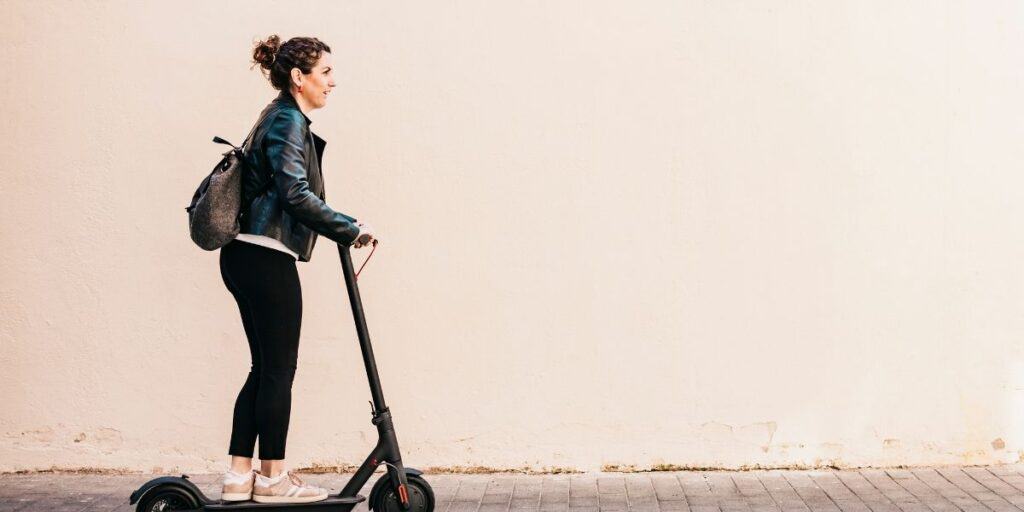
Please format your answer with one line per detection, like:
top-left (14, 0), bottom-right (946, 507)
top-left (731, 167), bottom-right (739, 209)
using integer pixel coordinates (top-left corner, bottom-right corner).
top-left (218, 34), bottom-right (376, 504)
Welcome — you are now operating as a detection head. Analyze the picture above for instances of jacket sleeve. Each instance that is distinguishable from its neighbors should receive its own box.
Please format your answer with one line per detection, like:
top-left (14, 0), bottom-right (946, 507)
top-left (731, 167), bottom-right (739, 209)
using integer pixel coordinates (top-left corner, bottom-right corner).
top-left (263, 110), bottom-right (361, 245)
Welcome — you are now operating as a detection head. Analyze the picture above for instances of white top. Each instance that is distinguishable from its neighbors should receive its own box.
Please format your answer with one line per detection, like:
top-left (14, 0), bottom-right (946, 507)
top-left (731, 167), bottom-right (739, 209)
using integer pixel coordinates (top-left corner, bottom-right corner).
top-left (234, 233), bottom-right (299, 260)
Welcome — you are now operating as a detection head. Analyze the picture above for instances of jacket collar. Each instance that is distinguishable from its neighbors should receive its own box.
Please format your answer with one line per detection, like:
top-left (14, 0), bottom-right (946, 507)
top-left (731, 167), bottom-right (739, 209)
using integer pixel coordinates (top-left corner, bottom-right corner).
top-left (274, 89), bottom-right (313, 126)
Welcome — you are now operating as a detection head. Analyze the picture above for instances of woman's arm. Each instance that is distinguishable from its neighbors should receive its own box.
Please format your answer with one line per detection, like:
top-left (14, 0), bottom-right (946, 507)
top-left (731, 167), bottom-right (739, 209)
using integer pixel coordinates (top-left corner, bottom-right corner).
top-left (263, 109), bottom-right (361, 246)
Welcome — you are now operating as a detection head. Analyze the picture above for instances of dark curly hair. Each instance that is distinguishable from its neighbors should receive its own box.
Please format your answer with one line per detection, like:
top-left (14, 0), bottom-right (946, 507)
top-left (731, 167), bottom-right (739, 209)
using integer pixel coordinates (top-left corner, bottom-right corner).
top-left (251, 35), bottom-right (332, 92)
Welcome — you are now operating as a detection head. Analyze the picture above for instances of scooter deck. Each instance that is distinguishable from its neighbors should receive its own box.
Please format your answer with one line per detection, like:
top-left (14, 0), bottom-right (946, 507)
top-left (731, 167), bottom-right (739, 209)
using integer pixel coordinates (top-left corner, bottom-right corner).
top-left (205, 494), bottom-right (366, 511)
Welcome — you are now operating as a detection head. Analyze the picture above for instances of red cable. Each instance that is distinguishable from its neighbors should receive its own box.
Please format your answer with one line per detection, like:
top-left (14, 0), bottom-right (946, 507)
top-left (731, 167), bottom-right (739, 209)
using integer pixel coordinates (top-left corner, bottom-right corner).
top-left (355, 239), bottom-right (378, 280)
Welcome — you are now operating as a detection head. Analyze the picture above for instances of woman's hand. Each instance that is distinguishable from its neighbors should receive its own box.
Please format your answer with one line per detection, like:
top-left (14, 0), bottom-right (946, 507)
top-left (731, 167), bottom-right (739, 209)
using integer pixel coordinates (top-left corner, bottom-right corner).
top-left (353, 222), bottom-right (377, 248)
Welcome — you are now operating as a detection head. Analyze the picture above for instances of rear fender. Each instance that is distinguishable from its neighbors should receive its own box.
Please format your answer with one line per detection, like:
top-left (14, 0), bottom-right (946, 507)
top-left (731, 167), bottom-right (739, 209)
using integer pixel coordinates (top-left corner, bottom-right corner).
top-left (128, 475), bottom-right (205, 506)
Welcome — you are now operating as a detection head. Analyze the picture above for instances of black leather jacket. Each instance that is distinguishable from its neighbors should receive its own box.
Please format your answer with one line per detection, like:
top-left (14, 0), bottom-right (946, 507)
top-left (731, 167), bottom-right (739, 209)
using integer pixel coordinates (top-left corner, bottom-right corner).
top-left (238, 90), bottom-right (360, 262)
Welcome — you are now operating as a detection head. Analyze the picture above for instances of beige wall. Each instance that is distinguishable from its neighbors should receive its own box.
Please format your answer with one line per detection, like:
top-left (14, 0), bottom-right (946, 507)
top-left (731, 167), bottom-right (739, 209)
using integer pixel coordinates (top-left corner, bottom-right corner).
top-left (2, 0), bottom-right (1023, 473)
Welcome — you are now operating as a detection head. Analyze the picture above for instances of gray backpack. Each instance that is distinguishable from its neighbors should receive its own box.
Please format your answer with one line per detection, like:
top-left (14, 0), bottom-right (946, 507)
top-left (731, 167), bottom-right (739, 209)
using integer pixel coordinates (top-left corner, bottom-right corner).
top-left (185, 123), bottom-right (273, 250)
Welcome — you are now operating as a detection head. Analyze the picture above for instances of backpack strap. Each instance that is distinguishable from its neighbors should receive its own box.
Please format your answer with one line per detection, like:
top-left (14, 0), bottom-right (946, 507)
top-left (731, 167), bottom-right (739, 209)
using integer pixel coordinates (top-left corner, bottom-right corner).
top-left (228, 110), bottom-right (279, 220)
top-left (212, 115), bottom-right (263, 153)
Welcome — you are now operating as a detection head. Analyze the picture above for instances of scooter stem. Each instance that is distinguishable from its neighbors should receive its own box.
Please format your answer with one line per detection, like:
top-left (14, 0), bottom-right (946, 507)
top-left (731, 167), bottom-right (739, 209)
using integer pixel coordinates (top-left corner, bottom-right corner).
top-left (338, 243), bottom-right (388, 416)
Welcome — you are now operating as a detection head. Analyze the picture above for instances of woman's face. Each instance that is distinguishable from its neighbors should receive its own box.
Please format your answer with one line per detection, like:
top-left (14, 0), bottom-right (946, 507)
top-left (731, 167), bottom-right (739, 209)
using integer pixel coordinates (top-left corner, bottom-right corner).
top-left (293, 52), bottom-right (335, 110)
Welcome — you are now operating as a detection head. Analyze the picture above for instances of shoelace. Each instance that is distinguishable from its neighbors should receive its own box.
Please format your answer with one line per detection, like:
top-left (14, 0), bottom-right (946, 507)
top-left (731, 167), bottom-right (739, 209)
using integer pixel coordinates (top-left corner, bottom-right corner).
top-left (287, 471), bottom-right (322, 492)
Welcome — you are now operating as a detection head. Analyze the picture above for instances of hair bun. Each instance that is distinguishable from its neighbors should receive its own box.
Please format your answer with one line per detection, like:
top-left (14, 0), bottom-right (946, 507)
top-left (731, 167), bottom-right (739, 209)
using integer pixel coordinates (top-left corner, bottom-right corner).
top-left (252, 34), bottom-right (282, 69)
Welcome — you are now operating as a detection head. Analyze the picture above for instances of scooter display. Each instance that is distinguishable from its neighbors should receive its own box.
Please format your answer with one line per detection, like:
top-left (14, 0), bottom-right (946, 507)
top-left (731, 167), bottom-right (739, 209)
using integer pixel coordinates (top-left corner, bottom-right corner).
top-left (129, 241), bottom-right (434, 512)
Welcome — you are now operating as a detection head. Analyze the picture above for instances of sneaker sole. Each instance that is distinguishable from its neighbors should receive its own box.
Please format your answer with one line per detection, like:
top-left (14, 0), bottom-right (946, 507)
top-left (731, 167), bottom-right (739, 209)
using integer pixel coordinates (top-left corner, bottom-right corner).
top-left (222, 492), bottom-right (253, 501)
top-left (252, 493), bottom-right (329, 504)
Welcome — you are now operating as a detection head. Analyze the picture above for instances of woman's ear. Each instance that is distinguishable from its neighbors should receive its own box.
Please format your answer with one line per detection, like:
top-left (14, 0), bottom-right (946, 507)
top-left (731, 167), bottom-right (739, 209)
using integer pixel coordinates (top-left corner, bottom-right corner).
top-left (290, 68), bottom-right (303, 89)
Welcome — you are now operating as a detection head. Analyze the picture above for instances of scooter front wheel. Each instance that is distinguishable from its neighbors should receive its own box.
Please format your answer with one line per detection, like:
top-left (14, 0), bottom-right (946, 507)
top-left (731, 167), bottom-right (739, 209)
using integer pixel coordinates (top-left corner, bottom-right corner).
top-left (371, 474), bottom-right (435, 512)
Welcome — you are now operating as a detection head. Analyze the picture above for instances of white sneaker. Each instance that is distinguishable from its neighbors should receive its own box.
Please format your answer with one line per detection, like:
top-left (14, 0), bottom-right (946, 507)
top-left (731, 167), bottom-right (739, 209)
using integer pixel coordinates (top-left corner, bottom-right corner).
top-left (221, 468), bottom-right (256, 501)
top-left (252, 469), bottom-right (329, 504)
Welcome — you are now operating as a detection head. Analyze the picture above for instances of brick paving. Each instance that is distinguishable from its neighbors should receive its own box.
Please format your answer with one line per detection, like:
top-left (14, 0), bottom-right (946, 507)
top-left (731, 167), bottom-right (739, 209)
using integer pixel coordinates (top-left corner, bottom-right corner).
top-left (4, 466), bottom-right (1024, 512)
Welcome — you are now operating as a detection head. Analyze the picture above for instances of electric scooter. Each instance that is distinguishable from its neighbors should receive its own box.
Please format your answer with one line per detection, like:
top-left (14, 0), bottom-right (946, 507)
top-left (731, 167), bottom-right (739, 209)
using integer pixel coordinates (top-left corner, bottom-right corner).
top-left (129, 241), bottom-right (434, 512)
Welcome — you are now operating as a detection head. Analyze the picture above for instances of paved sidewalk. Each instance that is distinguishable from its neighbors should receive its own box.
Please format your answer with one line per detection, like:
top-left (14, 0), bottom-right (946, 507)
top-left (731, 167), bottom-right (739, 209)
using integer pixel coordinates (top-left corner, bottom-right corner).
top-left (3, 465), bottom-right (1024, 512)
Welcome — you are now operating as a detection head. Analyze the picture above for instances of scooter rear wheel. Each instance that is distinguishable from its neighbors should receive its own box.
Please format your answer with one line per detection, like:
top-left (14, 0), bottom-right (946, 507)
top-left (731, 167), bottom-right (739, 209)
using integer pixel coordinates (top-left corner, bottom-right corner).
top-left (137, 486), bottom-right (200, 512)
top-left (372, 474), bottom-right (435, 512)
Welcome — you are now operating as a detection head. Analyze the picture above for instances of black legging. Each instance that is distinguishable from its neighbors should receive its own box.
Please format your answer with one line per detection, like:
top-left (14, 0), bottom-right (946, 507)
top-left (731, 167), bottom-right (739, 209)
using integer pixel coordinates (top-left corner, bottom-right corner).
top-left (219, 238), bottom-right (302, 460)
